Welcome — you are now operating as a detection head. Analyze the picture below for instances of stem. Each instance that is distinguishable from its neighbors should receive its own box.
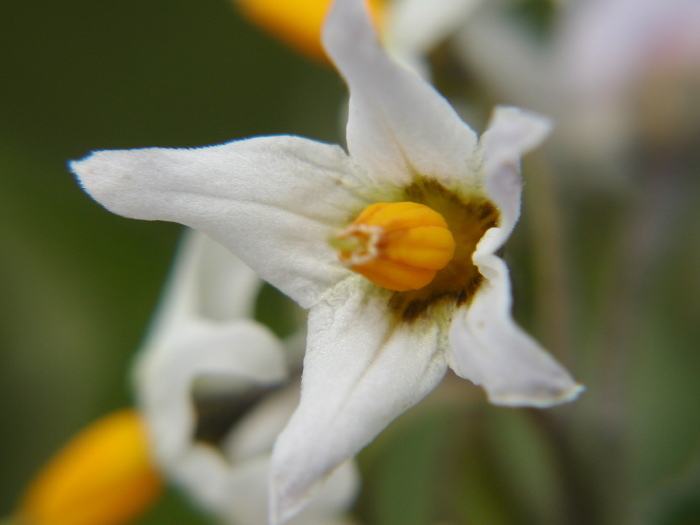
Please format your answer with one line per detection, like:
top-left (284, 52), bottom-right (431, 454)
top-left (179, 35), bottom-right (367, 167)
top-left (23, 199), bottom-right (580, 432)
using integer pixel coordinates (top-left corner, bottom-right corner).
top-left (526, 409), bottom-right (603, 525)
top-left (523, 153), bottom-right (576, 364)
top-left (522, 154), bottom-right (602, 523)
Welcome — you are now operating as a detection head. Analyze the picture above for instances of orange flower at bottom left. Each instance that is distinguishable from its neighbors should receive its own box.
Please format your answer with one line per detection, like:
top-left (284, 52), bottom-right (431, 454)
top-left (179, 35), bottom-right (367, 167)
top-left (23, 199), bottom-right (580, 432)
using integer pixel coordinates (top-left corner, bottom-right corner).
top-left (14, 409), bottom-right (162, 525)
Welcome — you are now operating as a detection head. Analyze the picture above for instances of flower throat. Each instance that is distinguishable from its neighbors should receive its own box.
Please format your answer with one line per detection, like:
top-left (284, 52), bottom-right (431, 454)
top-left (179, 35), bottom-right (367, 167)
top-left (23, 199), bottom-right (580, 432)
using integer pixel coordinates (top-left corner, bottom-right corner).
top-left (333, 178), bottom-right (500, 322)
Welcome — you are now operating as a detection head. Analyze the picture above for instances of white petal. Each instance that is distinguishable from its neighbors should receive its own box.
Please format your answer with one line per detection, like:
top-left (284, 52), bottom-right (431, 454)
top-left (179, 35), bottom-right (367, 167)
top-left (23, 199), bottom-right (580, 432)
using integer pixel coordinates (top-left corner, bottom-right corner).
top-left (177, 389), bottom-right (359, 525)
top-left (270, 278), bottom-right (448, 523)
top-left (452, 5), bottom-right (634, 168)
top-left (479, 106), bottom-right (552, 247)
top-left (323, 0), bottom-right (478, 187)
top-left (555, 0), bottom-right (700, 99)
top-left (146, 345), bottom-right (359, 525)
top-left (170, 446), bottom-right (232, 515)
top-left (135, 319), bottom-right (288, 465)
top-left (386, 0), bottom-right (482, 76)
top-left (201, 456), bottom-right (358, 525)
top-left (453, 6), bottom-right (555, 111)
top-left (223, 384), bottom-right (301, 463)
top-left (188, 230), bottom-right (262, 321)
top-left (287, 460), bottom-right (359, 525)
top-left (72, 136), bottom-right (374, 308)
top-left (223, 386), bottom-right (360, 524)
top-left (449, 253), bottom-right (583, 407)
top-left (150, 229), bottom-right (262, 331)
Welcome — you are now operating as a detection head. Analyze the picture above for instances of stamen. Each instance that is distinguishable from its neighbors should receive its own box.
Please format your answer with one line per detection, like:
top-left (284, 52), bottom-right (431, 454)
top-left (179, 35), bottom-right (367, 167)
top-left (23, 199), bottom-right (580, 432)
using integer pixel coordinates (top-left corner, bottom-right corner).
top-left (332, 202), bottom-right (456, 291)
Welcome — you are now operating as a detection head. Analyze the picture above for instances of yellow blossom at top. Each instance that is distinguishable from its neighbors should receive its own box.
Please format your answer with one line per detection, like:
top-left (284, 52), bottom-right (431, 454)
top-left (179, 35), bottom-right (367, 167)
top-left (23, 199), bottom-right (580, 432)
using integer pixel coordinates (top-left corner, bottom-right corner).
top-left (17, 409), bottom-right (162, 525)
top-left (235, 0), bottom-right (385, 61)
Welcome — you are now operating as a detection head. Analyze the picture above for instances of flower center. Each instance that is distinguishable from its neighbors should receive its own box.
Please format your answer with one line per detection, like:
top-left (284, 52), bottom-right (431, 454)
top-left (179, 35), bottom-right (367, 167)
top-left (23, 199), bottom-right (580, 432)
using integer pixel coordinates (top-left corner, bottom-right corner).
top-left (333, 179), bottom-right (500, 323)
top-left (331, 202), bottom-right (456, 291)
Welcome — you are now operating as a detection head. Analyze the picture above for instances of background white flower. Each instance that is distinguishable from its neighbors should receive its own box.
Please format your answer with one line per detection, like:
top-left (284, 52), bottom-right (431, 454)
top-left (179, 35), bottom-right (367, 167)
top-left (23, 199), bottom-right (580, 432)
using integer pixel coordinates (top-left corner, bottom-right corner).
top-left (453, 0), bottom-right (700, 169)
top-left (135, 230), bottom-right (359, 525)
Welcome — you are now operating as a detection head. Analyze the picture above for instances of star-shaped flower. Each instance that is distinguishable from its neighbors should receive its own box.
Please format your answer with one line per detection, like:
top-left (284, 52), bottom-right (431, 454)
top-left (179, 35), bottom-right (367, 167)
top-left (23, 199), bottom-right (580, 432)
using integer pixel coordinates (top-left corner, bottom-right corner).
top-left (72, 0), bottom-right (582, 522)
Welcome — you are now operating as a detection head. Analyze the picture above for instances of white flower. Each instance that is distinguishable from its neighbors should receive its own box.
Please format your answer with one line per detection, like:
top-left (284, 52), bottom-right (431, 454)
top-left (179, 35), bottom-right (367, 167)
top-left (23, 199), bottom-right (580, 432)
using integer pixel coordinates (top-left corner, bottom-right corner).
top-left (556, 0), bottom-right (700, 101)
top-left (454, 0), bottom-right (700, 165)
top-left (72, 0), bottom-right (582, 522)
top-left (384, 0), bottom-right (483, 76)
top-left (134, 229), bottom-right (358, 525)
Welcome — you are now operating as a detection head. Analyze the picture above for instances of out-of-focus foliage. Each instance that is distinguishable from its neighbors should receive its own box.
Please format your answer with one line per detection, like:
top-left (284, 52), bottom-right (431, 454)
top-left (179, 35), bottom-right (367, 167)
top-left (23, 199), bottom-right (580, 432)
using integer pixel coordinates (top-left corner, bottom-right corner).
top-left (1, 0), bottom-right (699, 524)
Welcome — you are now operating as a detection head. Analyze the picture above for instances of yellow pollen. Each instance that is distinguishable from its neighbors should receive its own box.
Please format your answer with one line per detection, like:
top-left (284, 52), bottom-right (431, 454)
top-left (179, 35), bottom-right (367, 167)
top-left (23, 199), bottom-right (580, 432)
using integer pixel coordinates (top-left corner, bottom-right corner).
top-left (333, 202), bottom-right (456, 291)
top-left (18, 409), bottom-right (162, 525)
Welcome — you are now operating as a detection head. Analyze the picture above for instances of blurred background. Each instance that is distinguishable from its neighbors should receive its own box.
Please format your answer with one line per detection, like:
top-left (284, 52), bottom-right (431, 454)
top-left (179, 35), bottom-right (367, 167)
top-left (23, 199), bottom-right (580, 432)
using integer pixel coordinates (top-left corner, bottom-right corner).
top-left (1, 0), bottom-right (699, 524)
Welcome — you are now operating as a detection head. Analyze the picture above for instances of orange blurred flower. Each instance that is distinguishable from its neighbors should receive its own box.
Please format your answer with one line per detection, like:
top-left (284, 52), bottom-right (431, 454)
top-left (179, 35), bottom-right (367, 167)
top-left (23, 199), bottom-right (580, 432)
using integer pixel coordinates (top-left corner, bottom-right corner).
top-left (235, 0), bottom-right (385, 61)
top-left (17, 409), bottom-right (162, 525)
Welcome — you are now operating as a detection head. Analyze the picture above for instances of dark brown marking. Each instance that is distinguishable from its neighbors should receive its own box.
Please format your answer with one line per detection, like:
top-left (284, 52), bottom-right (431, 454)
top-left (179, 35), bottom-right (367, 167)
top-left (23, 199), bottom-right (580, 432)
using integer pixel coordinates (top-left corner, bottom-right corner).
top-left (192, 382), bottom-right (283, 449)
top-left (386, 178), bottom-right (500, 323)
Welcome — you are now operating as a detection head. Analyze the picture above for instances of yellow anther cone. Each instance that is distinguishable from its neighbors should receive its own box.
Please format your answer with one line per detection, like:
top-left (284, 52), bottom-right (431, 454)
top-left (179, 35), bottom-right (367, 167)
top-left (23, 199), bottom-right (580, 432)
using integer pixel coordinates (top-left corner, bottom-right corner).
top-left (17, 409), bottom-right (162, 525)
top-left (234, 0), bottom-right (386, 62)
top-left (335, 202), bottom-right (456, 291)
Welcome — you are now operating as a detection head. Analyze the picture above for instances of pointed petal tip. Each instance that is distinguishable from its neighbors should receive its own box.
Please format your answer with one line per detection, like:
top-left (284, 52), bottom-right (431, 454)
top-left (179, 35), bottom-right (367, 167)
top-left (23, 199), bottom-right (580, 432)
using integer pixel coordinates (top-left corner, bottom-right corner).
top-left (493, 104), bottom-right (552, 125)
top-left (69, 150), bottom-right (99, 177)
top-left (69, 159), bottom-right (87, 192)
top-left (269, 485), bottom-right (310, 525)
top-left (489, 382), bottom-right (585, 408)
top-left (270, 459), bottom-right (360, 525)
top-left (68, 150), bottom-right (128, 213)
top-left (488, 105), bottom-right (554, 153)
top-left (69, 153), bottom-right (108, 206)
top-left (69, 155), bottom-right (91, 184)
top-left (268, 442), bottom-right (334, 525)
top-left (322, 0), bottom-right (377, 63)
